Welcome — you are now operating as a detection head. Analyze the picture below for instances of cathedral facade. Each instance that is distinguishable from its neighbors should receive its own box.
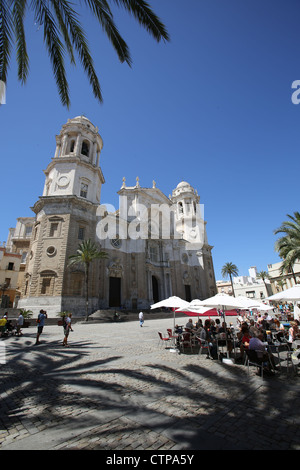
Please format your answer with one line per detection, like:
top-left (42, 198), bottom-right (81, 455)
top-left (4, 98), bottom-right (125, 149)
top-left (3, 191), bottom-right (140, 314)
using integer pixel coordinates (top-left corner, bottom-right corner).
top-left (18, 116), bottom-right (217, 317)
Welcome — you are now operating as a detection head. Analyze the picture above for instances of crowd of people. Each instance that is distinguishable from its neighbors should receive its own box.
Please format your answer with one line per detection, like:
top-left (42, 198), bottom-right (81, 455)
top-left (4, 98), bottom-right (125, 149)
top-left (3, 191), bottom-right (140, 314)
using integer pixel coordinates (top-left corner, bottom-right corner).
top-left (174, 310), bottom-right (300, 373)
top-left (0, 310), bottom-right (74, 346)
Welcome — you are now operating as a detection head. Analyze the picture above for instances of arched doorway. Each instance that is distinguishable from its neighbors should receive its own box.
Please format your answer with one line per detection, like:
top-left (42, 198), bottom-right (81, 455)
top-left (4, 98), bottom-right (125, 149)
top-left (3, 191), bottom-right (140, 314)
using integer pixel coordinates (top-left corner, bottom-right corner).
top-left (152, 276), bottom-right (159, 304)
top-left (109, 277), bottom-right (121, 307)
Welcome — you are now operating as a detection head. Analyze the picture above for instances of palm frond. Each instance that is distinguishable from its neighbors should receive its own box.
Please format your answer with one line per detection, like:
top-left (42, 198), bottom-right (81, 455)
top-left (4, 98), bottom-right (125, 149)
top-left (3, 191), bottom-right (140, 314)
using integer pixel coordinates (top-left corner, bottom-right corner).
top-left (32, 0), bottom-right (70, 107)
top-left (12, 0), bottom-right (29, 83)
top-left (2, 0), bottom-right (169, 106)
top-left (53, 0), bottom-right (103, 103)
top-left (83, 0), bottom-right (132, 66)
top-left (50, 0), bottom-right (76, 65)
top-left (0, 0), bottom-right (14, 83)
top-left (111, 0), bottom-right (170, 43)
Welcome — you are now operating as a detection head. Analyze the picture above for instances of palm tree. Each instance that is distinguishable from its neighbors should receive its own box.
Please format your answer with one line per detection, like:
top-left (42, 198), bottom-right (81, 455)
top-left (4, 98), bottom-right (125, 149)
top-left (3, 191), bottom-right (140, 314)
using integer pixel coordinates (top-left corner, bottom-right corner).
top-left (0, 0), bottom-right (169, 107)
top-left (256, 270), bottom-right (270, 295)
top-left (68, 239), bottom-right (108, 321)
top-left (276, 280), bottom-right (286, 292)
top-left (221, 262), bottom-right (238, 297)
top-left (274, 211), bottom-right (300, 284)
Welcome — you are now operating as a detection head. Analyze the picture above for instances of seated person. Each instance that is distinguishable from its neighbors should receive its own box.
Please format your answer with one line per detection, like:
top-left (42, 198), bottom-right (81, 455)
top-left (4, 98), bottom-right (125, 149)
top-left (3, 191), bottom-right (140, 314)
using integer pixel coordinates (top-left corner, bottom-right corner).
top-left (249, 333), bottom-right (277, 371)
top-left (288, 321), bottom-right (300, 346)
top-left (199, 320), bottom-right (217, 359)
top-left (241, 328), bottom-right (251, 351)
top-left (249, 319), bottom-right (260, 338)
top-left (218, 321), bottom-right (233, 354)
top-left (174, 324), bottom-right (183, 334)
top-left (185, 319), bottom-right (194, 331)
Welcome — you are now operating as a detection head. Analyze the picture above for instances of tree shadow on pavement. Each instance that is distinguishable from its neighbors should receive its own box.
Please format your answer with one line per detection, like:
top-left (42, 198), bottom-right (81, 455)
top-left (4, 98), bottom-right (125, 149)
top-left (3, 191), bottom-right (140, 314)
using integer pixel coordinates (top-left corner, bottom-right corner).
top-left (0, 335), bottom-right (299, 451)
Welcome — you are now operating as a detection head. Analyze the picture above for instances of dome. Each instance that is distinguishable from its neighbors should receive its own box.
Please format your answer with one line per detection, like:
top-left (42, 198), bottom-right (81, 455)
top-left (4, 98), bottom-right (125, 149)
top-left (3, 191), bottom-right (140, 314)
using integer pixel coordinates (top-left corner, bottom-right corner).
top-left (72, 115), bottom-right (91, 122)
top-left (172, 180), bottom-right (197, 199)
top-left (176, 181), bottom-right (192, 189)
top-left (66, 116), bottom-right (97, 131)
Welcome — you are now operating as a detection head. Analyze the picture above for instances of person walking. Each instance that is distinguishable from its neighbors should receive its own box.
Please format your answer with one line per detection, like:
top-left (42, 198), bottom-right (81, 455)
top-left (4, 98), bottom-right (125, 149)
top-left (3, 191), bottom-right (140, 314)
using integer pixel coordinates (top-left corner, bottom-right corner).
top-left (139, 311), bottom-right (144, 327)
top-left (16, 311), bottom-right (24, 336)
top-left (35, 309), bottom-right (47, 345)
top-left (62, 313), bottom-right (73, 347)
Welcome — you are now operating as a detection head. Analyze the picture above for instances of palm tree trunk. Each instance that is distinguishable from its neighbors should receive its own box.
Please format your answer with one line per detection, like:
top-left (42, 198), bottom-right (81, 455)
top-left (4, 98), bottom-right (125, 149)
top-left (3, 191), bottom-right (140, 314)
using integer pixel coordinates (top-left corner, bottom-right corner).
top-left (85, 262), bottom-right (89, 321)
top-left (290, 266), bottom-right (297, 284)
top-left (230, 274), bottom-right (235, 297)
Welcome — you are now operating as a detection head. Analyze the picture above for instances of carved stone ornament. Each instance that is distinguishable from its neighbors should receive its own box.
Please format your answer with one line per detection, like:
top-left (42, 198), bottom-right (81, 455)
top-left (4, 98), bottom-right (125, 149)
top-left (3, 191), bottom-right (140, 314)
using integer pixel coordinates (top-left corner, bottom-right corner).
top-left (107, 259), bottom-right (123, 278)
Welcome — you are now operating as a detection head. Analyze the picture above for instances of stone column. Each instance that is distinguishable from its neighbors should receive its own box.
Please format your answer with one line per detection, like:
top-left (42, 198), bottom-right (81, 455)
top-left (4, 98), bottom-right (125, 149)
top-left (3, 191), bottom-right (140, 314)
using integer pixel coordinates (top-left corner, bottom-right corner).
top-left (54, 139), bottom-right (61, 159)
top-left (92, 141), bottom-right (97, 165)
top-left (61, 134), bottom-right (69, 156)
top-left (74, 133), bottom-right (82, 156)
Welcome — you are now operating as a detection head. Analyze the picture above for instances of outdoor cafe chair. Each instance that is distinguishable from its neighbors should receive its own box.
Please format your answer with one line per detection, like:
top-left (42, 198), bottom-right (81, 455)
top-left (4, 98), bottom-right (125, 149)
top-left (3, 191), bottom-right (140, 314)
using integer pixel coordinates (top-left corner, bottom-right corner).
top-left (245, 350), bottom-right (266, 379)
top-left (196, 336), bottom-right (211, 359)
top-left (158, 331), bottom-right (171, 348)
top-left (167, 328), bottom-right (177, 340)
top-left (178, 331), bottom-right (193, 354)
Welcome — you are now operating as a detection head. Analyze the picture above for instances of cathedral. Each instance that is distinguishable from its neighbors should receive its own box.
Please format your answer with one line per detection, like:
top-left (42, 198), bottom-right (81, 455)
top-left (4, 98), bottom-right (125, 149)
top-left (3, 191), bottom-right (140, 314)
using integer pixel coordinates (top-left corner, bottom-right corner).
top-left (17, 116), bottom-right (217, 317)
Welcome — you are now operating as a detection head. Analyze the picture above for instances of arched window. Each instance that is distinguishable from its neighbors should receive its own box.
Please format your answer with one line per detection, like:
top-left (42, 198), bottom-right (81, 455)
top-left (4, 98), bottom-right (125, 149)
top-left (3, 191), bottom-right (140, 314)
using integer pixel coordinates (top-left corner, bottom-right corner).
top-left (80, 182), bottom-right (88, 198)
top-left (40, 270), bottom-right (56, 295)
top-left (81, 140), bottom-right (90, 157)
top-left (69, 139), bottom-right (75, 153)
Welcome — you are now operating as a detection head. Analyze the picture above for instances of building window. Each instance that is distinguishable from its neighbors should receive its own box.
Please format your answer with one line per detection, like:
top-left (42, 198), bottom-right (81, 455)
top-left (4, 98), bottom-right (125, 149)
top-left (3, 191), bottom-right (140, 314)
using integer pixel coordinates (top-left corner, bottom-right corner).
top-left (150, 246), bottom-right (159, 263)
top-left (41, 278), bottom-right (51, 295)
top-left (78, 227), bottom-right (85, 240)
top-left (49, 222), bottom-right (59, 237)
top-left (81, 140), bottom-right (89, 157)
top-left (69, 139), bottom-right (75, 152)
top-left (25, 226), bottom-right (32, 237)
top-left (46, 246), bottom-right (57, 257)
top-left (178, 202), bottom-right (183, 216)
top-left (40, 271), bottom-right (56, 295)
top-left (7, 262), bottom-right (14, 270)
top-left (246, 291), bottom-right (255, 298)
top-left (80, 182), bottom-right (88, 198)
top-left (111, 236), bottom-right (121, 249)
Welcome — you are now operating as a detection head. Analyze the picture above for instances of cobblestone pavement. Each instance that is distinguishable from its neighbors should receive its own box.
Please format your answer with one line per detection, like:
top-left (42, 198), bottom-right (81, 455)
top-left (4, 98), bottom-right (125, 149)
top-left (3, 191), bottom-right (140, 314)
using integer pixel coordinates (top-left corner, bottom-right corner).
top-left (0, 317), bottom-right (299, 451)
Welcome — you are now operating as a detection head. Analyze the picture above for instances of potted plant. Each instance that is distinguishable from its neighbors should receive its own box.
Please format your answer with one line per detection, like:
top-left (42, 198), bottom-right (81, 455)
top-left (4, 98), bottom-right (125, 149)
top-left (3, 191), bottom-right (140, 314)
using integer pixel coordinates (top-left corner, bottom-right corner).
top-left (19, 309), bottom-right (33, 328)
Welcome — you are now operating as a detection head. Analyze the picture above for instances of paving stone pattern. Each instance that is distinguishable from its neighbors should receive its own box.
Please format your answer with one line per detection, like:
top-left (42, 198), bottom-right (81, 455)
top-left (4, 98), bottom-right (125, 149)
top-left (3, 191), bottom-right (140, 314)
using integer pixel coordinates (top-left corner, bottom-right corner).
top-left (0, 317), bottom-right (299, 450)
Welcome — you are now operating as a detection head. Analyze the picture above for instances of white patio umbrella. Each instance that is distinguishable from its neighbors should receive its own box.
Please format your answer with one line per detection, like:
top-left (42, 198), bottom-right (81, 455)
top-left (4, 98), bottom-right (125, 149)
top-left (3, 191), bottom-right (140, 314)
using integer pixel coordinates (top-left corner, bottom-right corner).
top-left (250, 303), bottom-right (274, 312)
top-left (266, 285), bottom-right (300, 320)
top-left (176, 299), bottom-right (213, 315)
top-left (266, 285), bottom-right (300, 302)
top-left (196, 294), bottom-right (247, 356)
top-left (196, 293), bottom-right (246, 321)
top-left (150, 296), bottom-right (190, 328)
top-left (235, 295), bottom-right (274, 311)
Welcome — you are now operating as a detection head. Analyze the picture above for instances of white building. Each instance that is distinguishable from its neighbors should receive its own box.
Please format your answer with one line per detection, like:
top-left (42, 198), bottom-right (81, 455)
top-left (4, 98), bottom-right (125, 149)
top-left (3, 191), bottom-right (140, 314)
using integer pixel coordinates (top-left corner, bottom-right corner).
top-left (16, 116), bottom-right (217, 317)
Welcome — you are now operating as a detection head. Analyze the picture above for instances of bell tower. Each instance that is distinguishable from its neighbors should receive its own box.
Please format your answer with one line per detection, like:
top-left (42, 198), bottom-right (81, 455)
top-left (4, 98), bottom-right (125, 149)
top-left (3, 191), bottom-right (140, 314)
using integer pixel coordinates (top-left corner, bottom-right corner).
top-left (19, 117), bottom-right (105, 317)
top-left (44, 115), bottom-right (104, 204)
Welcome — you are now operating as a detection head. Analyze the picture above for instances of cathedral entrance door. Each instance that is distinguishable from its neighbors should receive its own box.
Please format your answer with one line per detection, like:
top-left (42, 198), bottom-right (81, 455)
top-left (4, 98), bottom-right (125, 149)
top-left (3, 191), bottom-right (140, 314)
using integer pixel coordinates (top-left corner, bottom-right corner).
top-left (185, 285), bottom-right (192, 302)
top-left (109, 277), bottom-right (121, 307)
top-left (152, 276), bottom-right (159, 304)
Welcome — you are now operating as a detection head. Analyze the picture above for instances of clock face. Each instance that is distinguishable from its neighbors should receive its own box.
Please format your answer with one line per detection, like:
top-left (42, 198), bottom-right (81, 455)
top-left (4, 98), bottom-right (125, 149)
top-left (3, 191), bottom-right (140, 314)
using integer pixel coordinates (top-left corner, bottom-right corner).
top-left (57, 175), bottom-right (70, 188)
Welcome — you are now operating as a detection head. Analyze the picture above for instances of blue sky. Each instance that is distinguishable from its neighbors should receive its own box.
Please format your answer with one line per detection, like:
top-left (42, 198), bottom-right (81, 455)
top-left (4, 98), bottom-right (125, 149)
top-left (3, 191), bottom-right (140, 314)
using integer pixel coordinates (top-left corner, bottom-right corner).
top-left (1, 0), bottom-right (299, 280)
